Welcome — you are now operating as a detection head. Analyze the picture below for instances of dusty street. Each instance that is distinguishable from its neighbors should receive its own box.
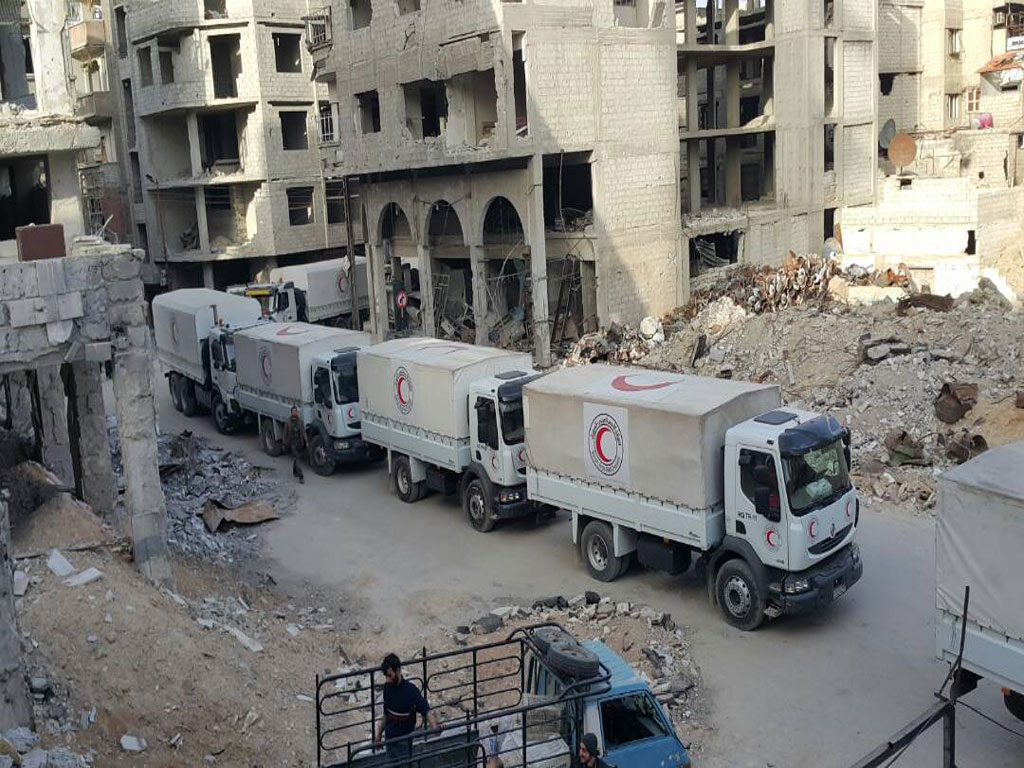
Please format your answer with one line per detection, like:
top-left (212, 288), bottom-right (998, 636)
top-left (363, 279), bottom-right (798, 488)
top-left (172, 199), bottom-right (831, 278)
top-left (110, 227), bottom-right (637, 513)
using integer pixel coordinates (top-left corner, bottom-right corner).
top-left (153, 380), bottom-right (1023, 768)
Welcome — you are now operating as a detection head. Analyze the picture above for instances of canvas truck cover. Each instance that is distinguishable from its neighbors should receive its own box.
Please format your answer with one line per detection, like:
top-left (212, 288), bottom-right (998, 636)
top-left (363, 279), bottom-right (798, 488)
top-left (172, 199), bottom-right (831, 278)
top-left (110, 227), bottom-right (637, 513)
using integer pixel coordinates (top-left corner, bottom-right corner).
top-left (235, 323), bottom-right (371, 404)
top-left (358, 338), bottom-right (532, 439)
top-left (937, 442), bottom-right (1024, 642)
top-left (523, 365), bottom-right (781, 510)
top-left (153, 289), bottom-right (262, 382)
top-left (270, 257), bottom-right (368, 317)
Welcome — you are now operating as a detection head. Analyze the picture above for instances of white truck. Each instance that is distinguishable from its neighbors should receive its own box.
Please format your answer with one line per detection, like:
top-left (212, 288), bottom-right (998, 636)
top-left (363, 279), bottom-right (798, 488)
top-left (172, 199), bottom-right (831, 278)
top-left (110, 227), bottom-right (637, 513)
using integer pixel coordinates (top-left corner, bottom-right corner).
top-left (357, 338), bottom-right (543, 531)
top-left (153, 288), bottom-right (264, 433)
top-left (233, 322), bottom-right (383, 474)
top-left (523, 364), bottom-right (863, 630)
top-left (228, 257), bottom-right (369, 327)
top-left (935, 442), bottom-right (1024, 722)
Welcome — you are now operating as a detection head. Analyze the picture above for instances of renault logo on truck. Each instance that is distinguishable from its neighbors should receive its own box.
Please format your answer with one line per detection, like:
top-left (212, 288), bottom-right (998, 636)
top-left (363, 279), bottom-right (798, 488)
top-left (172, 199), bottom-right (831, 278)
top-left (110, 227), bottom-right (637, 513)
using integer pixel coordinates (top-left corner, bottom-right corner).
top-left (588, 413), bottom-right (624, 476)
top-left (393, 367), bottom-right (413, 415)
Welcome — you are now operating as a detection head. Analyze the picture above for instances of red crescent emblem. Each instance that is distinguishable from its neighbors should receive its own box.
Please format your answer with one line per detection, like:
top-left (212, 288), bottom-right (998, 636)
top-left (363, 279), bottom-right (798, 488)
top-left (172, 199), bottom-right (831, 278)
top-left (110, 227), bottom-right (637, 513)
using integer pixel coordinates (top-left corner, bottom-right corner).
top-left (347, 407), bottom-right (355, 419)
top-left (808, 520), bottom-right (818, 540)
top-left (765, 529), bottom-right (779, 548)
top-left (396, 376), bottom-right (408, 405)
top-left (490, 456), bottom-right (498, 469)
top-left (276, 325), bottom-right (309, 336)
top-left (611, 375), bottom-right (676, 392)
top-left (594, 426), bottom-right (613, 464)
top-left (518, 448), bottom-right (526, 463)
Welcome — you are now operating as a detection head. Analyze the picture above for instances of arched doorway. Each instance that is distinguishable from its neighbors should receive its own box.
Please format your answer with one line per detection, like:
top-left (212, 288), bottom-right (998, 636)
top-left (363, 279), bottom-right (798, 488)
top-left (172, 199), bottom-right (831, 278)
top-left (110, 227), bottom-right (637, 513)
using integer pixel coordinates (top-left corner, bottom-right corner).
top-left (479, 196), bottom-right (531, 350)
top-left (378, 203), bottom-right (419, 336)
top-left (425, 200), bottom-right (471, 340)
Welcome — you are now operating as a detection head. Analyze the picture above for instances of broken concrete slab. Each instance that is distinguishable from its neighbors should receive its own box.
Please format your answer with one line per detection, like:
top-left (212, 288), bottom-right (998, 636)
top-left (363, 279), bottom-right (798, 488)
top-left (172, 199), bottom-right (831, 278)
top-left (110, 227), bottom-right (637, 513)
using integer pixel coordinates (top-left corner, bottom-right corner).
top-left (223, 625), bottom-right (263, 653)
top-left (12, 572), bottom-right (27, 597)
top-left (45, 550), bottom-right (75, 578)
top-left (201, 499), bottom-right (278, 534)
top-left (63, 568), bottom-right (103, 587)
top-left (119, 735), bottom-right (146, 752)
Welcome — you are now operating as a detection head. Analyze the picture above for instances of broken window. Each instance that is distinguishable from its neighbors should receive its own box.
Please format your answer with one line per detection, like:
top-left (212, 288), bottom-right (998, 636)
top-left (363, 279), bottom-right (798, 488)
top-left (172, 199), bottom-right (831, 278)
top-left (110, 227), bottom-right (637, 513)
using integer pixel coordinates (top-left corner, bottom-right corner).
top-left (129, 152), bottom-right (142, 204)
top-left (947, 28), bottom-right (962, 56)
top-left (823, 0), bottom-right (834, 28)
top-left (396, 0), bottom-right (420, 13)
top-left (446, 70), bottom-right (497, 145)
top-left (287, 187), bottom-right (314, 225)
top-left (137, 46), bottom-right (153, 86)
top-left (325, 181), bottom-right (346, 223)
top-left (204, 0), bottom-right (227, 19)
top-left (356, 90), bottom-right (380, 134)
top-left (159, 50), bottom-right (174, 84)
top-left (115, 7), bottom-right (127, 58)
top-left (689, 232), bottom-right (740, 278)
top-left (402, 80), bottom-right (447, 139)
top-left (946, 93), bottom-right (960, 122)
top-left (273, 33), bottom-right (302, 73)
top-left (482, 196), bottom-right (523, 246)
top-left (206, 184), bottom-right (255, 248)
top-left (824, 207), bottom-right (835, 240)
top-left (824, 124), bottom-right (835, 172)
top-left (824, 38), bottom-right (835, 116)
top-left (318, 101), bottom-right (336, 143)
top-left (966, 230), bottom-right (976, 255)
top-left (0, 156), bottom-right (51, 241)
top-left (280, 111), bottom-right (309, 150)
top-left (350, 0), bottom-right (372, 30)
top-left (306, 9), bottom-right (332, 47)
top-left (199, 111), bottom-right (242, 171)
top-left (879, 73), bottom-right (895, 96)
top-left (542, 154), bottom-right (593, 230)
top-left (513, 33), bottom-right (528, 136)
top-left (210, 35), bottom-right (242, 99)
top-left (136, 222), bottom-right (149, 253)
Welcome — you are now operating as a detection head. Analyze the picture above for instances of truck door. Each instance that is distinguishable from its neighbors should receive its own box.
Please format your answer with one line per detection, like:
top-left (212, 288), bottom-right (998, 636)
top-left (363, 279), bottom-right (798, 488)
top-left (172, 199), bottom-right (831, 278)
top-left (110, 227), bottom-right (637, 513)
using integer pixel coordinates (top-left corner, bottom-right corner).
top-left (592, 692), bottom-right (688, 768)
top-left (274, 289), bottom-right (297, 322)
top-left (312, 365), bottom-right (335, 434)
top-left (472, 396), bottom-right (501, 482)
top-left (736, 448), bottom-right (788, 569)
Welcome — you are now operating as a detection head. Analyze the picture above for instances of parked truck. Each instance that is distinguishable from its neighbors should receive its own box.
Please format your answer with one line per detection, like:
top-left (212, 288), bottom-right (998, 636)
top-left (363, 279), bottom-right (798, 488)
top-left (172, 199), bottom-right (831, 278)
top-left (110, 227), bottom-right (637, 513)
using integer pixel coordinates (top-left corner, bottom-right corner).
top-left (233, 322), bottom-right (382, 474)
top-left (229, 257), bottom-right (369, 327)
top-left (523, 365), bottom-right (863, 630)
top-left (153, 288), bottom-right (264, 433)
top-left (357, 338), bottom-right (543, 531)
top-left (314, 623), bottom-right (692, 768)
top-left (935, 441), bottom-right (1024, 721)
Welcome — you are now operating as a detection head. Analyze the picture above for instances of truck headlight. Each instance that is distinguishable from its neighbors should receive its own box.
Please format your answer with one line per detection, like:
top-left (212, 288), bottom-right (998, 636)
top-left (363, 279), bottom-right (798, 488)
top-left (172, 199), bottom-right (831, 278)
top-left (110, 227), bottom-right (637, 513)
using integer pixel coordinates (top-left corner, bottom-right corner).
top-left (850, 542), bottom-right (860, 563)
top-left (784, 578), bottom-right (811, 595)
top-left (333, 440), bottom-right (350, 450)
top-left (499, 490), bottom-right (522, 503)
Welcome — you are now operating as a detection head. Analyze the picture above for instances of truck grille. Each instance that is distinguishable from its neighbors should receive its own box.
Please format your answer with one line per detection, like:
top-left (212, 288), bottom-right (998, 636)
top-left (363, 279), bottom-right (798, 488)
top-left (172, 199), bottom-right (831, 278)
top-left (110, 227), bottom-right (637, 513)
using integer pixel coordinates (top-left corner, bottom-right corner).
top-left (809, 523), bottom-right (852, 555)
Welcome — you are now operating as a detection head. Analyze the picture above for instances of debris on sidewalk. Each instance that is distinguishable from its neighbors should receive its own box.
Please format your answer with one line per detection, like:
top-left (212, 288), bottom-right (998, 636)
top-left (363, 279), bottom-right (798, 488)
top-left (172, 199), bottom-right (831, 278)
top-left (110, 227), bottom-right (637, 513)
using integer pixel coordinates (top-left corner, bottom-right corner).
top-left (201, 499), bottom-right (278, 534)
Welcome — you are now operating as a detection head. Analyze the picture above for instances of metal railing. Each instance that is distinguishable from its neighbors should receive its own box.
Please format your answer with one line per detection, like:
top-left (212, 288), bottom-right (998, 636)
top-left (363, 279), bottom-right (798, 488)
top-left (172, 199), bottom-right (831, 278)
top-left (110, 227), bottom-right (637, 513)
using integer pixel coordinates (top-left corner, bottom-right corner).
top-left (319, 105), bottom-right (337, 144)
top-left (306, 7), bottom-right (332, 48)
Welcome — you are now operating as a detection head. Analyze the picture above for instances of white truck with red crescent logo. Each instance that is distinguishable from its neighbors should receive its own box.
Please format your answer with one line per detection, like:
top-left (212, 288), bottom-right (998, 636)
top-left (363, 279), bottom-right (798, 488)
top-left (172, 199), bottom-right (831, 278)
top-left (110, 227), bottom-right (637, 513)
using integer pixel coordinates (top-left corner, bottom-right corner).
top-left (228, 257), bottom-right (369, 328)
top-left (232, 322), bottom-right (384, 474)
top-left (153, 289), bottom-right (264, 432)
top-left (522, 364), bottom-right (863, 630)
top-left (356, 338), bottom-right (547, 532)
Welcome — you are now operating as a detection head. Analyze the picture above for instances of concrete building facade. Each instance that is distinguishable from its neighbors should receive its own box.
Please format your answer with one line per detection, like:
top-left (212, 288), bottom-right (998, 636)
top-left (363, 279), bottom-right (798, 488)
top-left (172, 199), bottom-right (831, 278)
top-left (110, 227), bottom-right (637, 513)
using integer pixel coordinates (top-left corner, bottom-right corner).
top-left (678, 0), bottom-right (878, 285)
top-left (310, 0), bottom-right (683, 364)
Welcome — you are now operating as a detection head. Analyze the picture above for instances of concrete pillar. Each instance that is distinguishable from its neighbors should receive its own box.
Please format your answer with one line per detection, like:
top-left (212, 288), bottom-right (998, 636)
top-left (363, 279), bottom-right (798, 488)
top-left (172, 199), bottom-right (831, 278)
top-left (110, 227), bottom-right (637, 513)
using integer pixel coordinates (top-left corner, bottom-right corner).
top-left (0, 498), bottom-right (32, 731)
top-left (687, 140), bottom-right (702, 214)
top-left (202, 261), bottom-right (215, 289)
top-left (727, 61), bottom-right (740, 128)
top-left (187, 113), bottom-right (203, 177)
top-left (684, 0), bottom-right (698, 45)
top-left (70, 361), bottom-right (117, 519)
top-left (26, 0), bottom-right (72, 114)
top-left (469, 244), bottom-right (489, 346)
top-left (724, 0), bottom-right (740, 44)
top-left (6, 372), bottom-right (35, 446)
top-left (725, 136), bottom-right (742, 207)
top-left (706, 137), bottom-right (717, 205)
top-left (367, 243), bottom-right (387, 340)
top-left (196, 188), bottom-right (211, 254)
top-left (686, 52), bottom-right (702, 214)
top-left (526, 156), bottom-right (551, 366)
top-left (417, 244), bottom-right (436, 337)
top-left (35, 365), bottom-right (74, 488)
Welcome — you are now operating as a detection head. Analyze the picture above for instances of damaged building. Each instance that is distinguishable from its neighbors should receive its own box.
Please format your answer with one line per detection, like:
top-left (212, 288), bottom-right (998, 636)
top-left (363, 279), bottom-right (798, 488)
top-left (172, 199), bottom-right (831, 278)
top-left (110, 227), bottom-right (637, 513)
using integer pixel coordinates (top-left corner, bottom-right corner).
top-left (308, 0), bottom-right (683, 364)
top-left (677, 0), bottom-right (877, 286)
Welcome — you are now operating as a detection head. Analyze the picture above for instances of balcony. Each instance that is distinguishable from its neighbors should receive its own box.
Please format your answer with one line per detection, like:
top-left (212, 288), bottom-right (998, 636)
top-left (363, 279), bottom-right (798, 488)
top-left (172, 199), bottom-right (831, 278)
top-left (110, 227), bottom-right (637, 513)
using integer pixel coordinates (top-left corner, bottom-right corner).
top-left (75, 90), bottom-right (114, 122)
top-left (130, 0), bottom-right (236, 43)
top-left (304, 7), bottom-right (332, 51)
top-left (69, 20), bottom-right (106, 61)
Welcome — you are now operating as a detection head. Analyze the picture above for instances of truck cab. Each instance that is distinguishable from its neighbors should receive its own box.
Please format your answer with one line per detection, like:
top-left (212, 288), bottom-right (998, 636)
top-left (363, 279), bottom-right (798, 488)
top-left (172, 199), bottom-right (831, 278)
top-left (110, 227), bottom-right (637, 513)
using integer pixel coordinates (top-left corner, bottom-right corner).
top-left (309, 348), bottom-right (384, 474)
top-left (716, 408), bottom-right (863, 629)
top-left (206, 325), bottom-right (245, 433)
top-left (465, 370), bottom-right (542, 532)
top-left (228, 282), bottom-right (300, 322)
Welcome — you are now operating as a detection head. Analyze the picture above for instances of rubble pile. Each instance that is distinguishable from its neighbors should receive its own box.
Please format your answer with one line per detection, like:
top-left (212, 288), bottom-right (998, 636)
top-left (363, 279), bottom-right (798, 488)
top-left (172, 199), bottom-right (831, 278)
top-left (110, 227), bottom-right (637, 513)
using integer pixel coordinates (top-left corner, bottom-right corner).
top-left (567, 316), bottom-right (666, 365)
top-left (108, 424), bottom-right (294, 562)
top-left (0, 725), bottom-right (92, 767)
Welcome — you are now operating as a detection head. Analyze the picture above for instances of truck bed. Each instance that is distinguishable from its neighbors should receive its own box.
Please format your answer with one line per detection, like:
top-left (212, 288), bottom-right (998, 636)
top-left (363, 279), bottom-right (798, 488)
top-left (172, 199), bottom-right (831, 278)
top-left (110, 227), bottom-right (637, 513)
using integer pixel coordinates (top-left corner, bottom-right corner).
top-left (936, 609), bottom-right (1024, 693)
top-left (236, 385), bottom-right (308, 424)
top-left (361, 413), bottom-right (467, 472)
top-left (526, 468), bottom-right (723, 551)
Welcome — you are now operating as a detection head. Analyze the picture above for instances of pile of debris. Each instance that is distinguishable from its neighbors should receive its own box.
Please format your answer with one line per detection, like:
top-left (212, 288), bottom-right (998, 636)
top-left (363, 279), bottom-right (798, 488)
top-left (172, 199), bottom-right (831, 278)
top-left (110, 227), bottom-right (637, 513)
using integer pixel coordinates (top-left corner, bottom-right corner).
top-left (0, 726), bottom-right (93, 767)
top-left (568, 316), bottom-right (665, 365)
top-left (108, 424), bottom-right (294, 563)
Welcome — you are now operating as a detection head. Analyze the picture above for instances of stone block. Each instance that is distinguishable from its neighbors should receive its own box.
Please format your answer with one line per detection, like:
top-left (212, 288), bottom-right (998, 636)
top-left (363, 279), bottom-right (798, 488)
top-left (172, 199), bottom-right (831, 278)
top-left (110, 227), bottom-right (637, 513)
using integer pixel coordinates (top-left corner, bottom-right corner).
top-left (46, 321), bottom-right (73, 345)
top-left (57, 291), bottom-right (83, 320)
top-left (106, 303), bottom-right (146, 328)
top-left (17, 327), bottom-right (48, 352)
top-left (8, 297), bottom-right (58, 328)
top-left (105, 279), bottom-right (144, 304)
top-left (0, 264), bottom-right (38, 300)
top-left (35, 261), bottom-right (67, 296)
top-left (102, 255), bottom-right (142, 282)
top-left (84, 342), bottom-right (111, 362)
top-left (126, 325), bottom-right (149, 349)
top-left (63, 257), bottom-right (103, 291)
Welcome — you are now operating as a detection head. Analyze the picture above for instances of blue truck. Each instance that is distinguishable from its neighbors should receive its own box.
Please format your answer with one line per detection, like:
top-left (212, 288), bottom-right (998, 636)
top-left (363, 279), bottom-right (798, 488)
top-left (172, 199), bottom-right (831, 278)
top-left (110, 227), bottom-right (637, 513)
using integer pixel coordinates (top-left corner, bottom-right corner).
top-left (315, 623), bottom-right (693, 768)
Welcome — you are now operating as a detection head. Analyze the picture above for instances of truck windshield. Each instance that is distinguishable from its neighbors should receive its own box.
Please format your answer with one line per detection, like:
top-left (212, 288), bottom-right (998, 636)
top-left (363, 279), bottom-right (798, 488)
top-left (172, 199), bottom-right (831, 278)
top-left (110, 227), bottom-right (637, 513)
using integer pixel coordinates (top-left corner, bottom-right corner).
top-left (333, 369), bottom-right (358, 404)
top-left (784, 438), bottom-right (852, 515)
top-left (499, 399), bottom-right (525, 445)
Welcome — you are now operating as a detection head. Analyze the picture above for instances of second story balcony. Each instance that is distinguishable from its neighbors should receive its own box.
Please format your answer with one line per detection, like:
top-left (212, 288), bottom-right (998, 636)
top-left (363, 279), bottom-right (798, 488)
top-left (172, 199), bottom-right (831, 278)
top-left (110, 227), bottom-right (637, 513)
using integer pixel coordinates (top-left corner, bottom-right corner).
top-left (74, 89), bottom-right (114, 122)
top-left (69, 19), bottom-right (106, 61)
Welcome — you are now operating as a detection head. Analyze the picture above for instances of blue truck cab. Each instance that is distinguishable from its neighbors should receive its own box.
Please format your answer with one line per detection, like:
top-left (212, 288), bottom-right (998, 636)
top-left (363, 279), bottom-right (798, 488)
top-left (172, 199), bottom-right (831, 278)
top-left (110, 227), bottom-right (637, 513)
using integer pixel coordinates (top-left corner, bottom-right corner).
top-left (315, 623), bottom-right (692, 768)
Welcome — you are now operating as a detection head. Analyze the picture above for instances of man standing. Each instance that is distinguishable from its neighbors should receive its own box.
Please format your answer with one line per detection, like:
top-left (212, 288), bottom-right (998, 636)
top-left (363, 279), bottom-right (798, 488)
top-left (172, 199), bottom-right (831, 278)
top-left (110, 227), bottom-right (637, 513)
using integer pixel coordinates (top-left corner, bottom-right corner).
top-left (578, 733), bottom-right (612, 768)
top-left (288, 406), bottom-right (305, 483)
top-left (374, 653), bottom-right (440, 763)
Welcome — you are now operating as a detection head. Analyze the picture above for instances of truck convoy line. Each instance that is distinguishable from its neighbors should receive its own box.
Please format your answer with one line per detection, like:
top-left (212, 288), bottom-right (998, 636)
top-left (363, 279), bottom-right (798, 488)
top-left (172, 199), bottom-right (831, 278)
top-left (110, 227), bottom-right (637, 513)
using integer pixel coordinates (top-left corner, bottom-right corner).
top-left (154, 289), bottom-right (863, 630)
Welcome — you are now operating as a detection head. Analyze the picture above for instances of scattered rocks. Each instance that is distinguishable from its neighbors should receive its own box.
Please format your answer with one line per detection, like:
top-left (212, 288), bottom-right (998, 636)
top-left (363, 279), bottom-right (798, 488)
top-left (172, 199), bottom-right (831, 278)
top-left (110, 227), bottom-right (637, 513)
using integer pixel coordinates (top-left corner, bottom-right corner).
top-left (44, 550), bottom-right (74, 578)
top-left (63, 567), bottom-right (103, 588)
top-left (3, 727), bottom-right (39, 752)
top-left (472, 614), bottom-right (502, 634)
top-left (119, 734), bottom-right (146, 752)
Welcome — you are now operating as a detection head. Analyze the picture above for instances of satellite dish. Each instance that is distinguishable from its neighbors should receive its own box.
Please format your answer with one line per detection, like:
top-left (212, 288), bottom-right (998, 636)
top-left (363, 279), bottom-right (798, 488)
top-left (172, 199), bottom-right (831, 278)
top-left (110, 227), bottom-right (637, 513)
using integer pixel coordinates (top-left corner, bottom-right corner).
top-left (879, 119), bottom-right (897, 150)
top-left (888, 133), bottom-right (918, 168)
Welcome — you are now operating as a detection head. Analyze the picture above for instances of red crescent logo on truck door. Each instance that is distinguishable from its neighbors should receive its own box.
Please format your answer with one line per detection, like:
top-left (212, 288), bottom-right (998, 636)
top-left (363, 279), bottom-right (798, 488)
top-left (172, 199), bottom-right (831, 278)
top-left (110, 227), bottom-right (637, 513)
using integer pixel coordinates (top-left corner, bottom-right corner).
top-left (337, 272), bottom-right (348, 296)
top-left (587, 413), bottom-right (624, 476)
top-left (764, 527), bottom-right (781, 550)
top-left (393, 367), bottom-right (413, 415)
top-left (611, 375), bottom-right (677, 392)
top-left (276, 325), bottom-right (311, 336)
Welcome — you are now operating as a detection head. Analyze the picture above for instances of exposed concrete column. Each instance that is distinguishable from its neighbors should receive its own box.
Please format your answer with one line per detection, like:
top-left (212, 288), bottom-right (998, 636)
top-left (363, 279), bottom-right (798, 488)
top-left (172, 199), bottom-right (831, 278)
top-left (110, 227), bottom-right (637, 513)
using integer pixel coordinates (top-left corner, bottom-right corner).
top-left (196, 188), bottom-right (211, 254)
top-left (526, 155), bottom-right (551, 366)
top-left (35, 365), bottom-right (74, 488)
top-left (26, 0), bottom-right (72, 114)
top-left (417, 244), bottom-right (436, 337)
top-left (724, 0), bottom-right (740, 44)
top-left (367, 243), bottom-right (387, 340)
top-left (727, 61), bottom-right (740, 128)
top-left (202, 261), bottom-right (215, 289)
top-left (6, 372), bottom-right (35, 446)
top-left (687, 140), bottom-right (702, 214)
top-left (186, 113), bottom-right (203, 177)
top-left (684, 0), bottom-right (698, 45)
top-left (0, 497), bottom-right (32, 731)
top-left (468, 244), bottom-right (489, 347)
top-left (70, 361), bottom-right (117, 519)
top-left (725, 136), bottom-right (742, 207)
top-left (686, 52), bottom-right (701, 214)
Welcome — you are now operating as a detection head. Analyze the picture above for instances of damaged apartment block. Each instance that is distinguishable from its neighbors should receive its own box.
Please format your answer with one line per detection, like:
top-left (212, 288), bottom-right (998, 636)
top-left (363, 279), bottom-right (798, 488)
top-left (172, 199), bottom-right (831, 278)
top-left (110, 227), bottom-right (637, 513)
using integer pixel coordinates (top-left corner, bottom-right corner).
top-left (310, 0), bottom-right (683, 364)
top-left (678, 0), bottom-right (876, 287)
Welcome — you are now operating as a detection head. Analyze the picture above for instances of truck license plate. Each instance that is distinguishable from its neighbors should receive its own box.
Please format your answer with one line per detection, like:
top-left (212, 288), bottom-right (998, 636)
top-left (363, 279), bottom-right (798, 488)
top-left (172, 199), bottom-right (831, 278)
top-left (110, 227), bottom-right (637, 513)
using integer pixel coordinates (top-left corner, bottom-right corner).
top-left (833, 580), bottom-right (847, 600)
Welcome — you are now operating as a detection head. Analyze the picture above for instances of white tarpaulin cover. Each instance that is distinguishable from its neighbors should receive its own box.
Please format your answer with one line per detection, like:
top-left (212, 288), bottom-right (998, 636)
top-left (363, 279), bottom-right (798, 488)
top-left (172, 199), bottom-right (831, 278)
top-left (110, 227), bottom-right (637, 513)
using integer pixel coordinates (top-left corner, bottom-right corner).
top-left (523, 365), bottom-right (780, 510)
top-left (358, 338), bottom-right (532, 439)
top-left (937, 442), bottom-right (1024, 641)
top-left (235, 323), bottom-right (370, 403)
top-left (270, 257), bottom-right (368, 319)
top-left (153, 289), bottom-right (262, 381)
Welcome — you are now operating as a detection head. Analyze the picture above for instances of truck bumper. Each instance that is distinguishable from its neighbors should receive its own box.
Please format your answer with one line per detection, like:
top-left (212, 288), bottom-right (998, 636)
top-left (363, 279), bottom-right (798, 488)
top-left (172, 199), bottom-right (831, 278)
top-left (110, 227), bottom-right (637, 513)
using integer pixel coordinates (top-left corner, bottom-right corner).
top-left (491, 485), bottom-right (534, 520)
top-left (775, 543), bottom-right (863, 616)
top-left (331, 439), bottom-right (386, 464)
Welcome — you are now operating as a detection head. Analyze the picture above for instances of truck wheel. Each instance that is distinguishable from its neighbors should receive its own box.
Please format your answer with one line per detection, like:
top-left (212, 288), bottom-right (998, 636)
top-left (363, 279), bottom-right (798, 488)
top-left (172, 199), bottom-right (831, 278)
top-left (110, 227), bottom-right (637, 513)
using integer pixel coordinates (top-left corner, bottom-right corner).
top-left (309, 434), bottom-right (336, 476)
top-left (581, 521), bottom-right (624, 582)
top-left (169, 375), bottom-right (183, 412)
top-left (1004, 690), bottom-right (1024, 722)
top-left (260, 419), bottom-right (284, 457)
top-left (546, 642), bottom-right (600, 679)
top-left (392, 456), bottom-right (422, 503)
top-left (180, 379), bottom-right (198, 417)
top-left (715, 559), bottom-right (765, 631)
top-left (464, 479), bottom-right (496, 532)
top-left (212, 396), bottom-right (232, 435)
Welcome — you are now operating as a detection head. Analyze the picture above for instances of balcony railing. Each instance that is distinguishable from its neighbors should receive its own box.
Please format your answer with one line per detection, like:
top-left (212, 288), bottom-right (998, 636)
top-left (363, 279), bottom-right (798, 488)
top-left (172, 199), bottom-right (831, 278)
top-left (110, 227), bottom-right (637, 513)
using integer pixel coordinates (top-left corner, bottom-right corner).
top-left (304, 7), bottom-right (332, 49)
top-left (68, 19), bottom-right (106, 61)
top-left (318, 104), bottom-right (337, 144)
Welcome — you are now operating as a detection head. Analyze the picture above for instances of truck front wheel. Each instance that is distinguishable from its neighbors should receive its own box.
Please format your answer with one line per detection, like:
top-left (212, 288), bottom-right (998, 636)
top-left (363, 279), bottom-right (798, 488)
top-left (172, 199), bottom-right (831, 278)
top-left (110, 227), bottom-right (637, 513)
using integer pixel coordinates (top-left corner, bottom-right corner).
top-left (309, 434), bottom-right (336, 477)
top-left (260, 419), bottom-right (284, 457)
top-left (464, 479), bottom-right (495, 533)
top-left (169, 375), bottom-right (183, 412)
top-left (180, 379), bottom-right (198, 417)
top-left (581, 521), bottom-right (624, 582)
top-left (715, 559), bottom-right (765, 631)
top-left (212, 396), bottom-right (232, 435)
top-left (392, 456), bottom-right (423, 503)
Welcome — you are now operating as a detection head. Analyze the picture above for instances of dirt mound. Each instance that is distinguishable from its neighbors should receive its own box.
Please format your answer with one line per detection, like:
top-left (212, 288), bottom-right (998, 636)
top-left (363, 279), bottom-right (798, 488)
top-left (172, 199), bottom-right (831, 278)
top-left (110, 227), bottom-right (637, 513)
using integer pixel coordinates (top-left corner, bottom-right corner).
top-left (13, 492), bottom-right (115, 555)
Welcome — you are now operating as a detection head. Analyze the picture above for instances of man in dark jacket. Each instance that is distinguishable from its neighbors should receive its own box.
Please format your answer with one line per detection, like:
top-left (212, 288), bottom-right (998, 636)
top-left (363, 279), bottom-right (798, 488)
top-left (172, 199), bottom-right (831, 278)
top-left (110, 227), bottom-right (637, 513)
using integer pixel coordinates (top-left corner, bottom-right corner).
top-left (373, 653), bottom-right (440, 764)
top-left (288, 407), bottom-right (305, 483)
top-left (579, 733), bottom-right (613, 768)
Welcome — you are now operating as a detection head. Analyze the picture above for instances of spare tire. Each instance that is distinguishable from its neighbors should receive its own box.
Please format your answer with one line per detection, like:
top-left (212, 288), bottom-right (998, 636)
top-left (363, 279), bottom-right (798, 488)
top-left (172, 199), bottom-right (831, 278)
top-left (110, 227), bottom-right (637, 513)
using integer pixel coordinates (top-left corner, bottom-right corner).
top-left (546, 643), bottom-right (600, 679)
top-left (531, 626), bottom-right (575, 656)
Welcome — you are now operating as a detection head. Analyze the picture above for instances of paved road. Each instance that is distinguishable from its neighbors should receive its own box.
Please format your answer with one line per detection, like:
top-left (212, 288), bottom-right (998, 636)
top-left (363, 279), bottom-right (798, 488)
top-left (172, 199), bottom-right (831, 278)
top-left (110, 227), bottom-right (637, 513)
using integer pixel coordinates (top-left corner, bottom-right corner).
top-left (154, 382), bottom-right (1023, 767)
